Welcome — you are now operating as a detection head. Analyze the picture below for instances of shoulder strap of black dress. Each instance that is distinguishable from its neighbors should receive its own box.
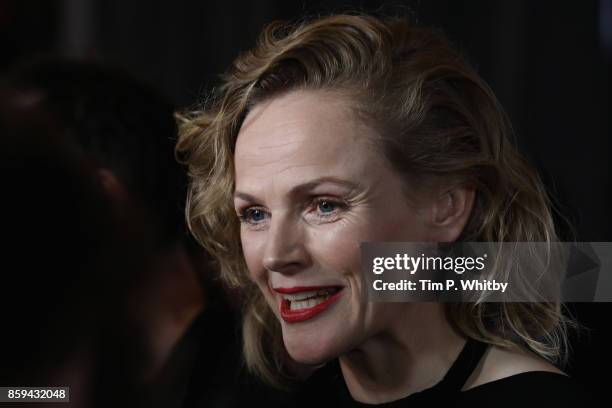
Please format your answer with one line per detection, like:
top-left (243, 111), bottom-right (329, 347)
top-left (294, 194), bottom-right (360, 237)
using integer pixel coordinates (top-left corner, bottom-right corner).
top-left (437, 337), bottom-right (489, 392)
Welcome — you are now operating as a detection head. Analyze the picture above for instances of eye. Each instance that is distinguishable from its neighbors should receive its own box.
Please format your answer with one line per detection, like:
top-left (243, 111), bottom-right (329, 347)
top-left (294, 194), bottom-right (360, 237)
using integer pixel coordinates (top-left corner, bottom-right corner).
top-left (238, 207), bottom-right (268, 225)
top-left (317, 200), bottom-right (338, 213)
top-left (248, 208), bottom-right (266, 222)
top-left (310, 197), bottom-right (347, 220)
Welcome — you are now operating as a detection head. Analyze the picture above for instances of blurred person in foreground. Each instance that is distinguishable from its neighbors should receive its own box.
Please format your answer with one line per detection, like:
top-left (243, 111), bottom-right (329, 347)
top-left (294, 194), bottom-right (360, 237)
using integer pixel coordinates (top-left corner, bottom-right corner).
top-left (0, 59), bottom-right (216, 407)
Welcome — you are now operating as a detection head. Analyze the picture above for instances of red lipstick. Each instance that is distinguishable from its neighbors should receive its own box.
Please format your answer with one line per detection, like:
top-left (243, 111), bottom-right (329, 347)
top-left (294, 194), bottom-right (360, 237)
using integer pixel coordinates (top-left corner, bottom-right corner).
top-left (276, 286), bottom-right (343, 323)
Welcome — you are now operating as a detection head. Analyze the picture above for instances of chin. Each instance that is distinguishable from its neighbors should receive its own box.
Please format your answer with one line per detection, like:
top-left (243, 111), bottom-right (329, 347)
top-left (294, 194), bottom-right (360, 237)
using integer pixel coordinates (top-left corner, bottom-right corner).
top-left (282, 325), bottom-right (347, 365)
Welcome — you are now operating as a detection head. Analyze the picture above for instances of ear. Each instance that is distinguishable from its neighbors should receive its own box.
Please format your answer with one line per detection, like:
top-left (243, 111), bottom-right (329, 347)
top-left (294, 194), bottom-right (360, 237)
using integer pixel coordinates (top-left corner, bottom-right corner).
top-left (426, 186), bottom-right (475, 242)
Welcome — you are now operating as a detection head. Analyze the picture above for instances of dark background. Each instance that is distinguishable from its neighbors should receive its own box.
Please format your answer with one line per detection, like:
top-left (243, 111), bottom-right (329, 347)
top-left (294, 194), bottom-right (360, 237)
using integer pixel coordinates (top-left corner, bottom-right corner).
top-left (2, 0), bottom-right (610, 400)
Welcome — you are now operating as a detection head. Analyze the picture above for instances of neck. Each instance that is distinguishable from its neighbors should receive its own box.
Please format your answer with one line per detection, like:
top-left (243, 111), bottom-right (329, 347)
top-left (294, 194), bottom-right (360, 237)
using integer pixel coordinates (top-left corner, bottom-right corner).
top-left (339, 303), bottom-right (465, 404)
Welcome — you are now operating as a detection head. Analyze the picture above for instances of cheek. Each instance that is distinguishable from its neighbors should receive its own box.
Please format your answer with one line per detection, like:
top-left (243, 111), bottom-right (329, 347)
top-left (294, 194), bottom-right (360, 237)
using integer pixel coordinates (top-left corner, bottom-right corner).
top-left (306, 210), bottom-right (425, 298)
top-left (306, 221), bottom-right (366, 301)
top-left (240, 230), bottom-right (266, 282)
top-left (366, 207), bottom-right (427, 242)
top-left (308, 223), bottom-right (360, 270)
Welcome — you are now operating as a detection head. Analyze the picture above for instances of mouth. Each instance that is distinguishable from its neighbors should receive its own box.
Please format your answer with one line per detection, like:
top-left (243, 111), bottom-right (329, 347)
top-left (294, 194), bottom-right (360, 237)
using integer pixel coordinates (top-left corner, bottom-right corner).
top-left (274, 286), bottom-right (343, 323)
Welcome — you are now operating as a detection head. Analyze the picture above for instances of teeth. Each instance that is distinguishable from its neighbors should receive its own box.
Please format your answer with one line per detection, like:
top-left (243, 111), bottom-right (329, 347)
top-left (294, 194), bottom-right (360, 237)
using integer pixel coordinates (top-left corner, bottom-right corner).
top-left (284, 290), bottom-right (320, 302)
top-left (282, 287), bottom-right (338, 302)
top-left (290, 295), bottom-right (330, 311)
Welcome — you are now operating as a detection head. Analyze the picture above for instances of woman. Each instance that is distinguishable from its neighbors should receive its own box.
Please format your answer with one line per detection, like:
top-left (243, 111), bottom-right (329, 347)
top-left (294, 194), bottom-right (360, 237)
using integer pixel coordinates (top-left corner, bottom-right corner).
top-left (176, 14), bottom-right (598, 407)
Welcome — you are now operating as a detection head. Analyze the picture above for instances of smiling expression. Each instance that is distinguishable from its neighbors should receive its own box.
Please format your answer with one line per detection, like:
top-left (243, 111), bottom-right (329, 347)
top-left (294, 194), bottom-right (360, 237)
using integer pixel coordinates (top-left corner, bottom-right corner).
top-left (234, 89), bottom-right (435, 364)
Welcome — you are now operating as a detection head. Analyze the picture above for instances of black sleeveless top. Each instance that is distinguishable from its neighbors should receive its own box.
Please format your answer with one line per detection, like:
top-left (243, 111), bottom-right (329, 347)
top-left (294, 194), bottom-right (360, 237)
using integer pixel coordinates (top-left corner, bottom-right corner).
top-left (292, 338), bottom-right (603, 408)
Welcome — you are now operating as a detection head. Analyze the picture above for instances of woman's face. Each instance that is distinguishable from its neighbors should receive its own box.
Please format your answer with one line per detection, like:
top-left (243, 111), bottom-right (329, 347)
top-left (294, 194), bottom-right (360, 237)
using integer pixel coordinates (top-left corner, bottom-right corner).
top-left (234, 90), bottom-right (435, 364)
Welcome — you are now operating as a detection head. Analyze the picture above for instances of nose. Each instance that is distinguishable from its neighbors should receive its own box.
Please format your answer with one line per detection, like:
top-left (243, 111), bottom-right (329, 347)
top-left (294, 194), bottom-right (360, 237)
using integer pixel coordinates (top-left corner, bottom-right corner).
top-left (262, 213), bottom-right (310, 274)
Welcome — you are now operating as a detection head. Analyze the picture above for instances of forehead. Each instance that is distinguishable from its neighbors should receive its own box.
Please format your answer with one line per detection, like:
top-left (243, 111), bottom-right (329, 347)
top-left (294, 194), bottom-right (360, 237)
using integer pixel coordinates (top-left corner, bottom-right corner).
top-left (234, 90), bottom-right (380, 191)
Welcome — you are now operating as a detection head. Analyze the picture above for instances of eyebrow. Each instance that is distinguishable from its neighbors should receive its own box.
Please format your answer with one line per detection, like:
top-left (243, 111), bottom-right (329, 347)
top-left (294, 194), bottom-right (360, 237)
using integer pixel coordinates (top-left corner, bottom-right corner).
top-left (233, 176), bottom-right (360, 202)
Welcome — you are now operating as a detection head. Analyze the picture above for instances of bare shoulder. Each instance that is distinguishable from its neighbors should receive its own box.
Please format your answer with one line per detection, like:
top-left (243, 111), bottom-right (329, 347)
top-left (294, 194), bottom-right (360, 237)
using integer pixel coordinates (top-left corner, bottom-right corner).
top-left (463, 345), bottom-right (565, 390)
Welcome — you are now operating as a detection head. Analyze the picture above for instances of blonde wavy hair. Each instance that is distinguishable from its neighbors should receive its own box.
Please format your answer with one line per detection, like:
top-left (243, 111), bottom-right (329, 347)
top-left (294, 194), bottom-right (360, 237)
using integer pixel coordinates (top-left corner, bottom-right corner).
top-left (176, 13), bottom-right (574, 387)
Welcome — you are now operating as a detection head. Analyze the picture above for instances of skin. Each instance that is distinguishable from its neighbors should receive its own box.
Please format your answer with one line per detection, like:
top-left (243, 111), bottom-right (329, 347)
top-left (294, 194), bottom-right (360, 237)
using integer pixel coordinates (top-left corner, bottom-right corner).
top-left (233, 89), bottom-right (562, 404)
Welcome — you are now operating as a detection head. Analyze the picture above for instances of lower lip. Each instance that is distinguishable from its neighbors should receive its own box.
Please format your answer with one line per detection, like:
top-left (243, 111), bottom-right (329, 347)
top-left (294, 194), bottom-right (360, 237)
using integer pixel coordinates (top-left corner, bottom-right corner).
top-left (280, 290), bottom-right (343, 323)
